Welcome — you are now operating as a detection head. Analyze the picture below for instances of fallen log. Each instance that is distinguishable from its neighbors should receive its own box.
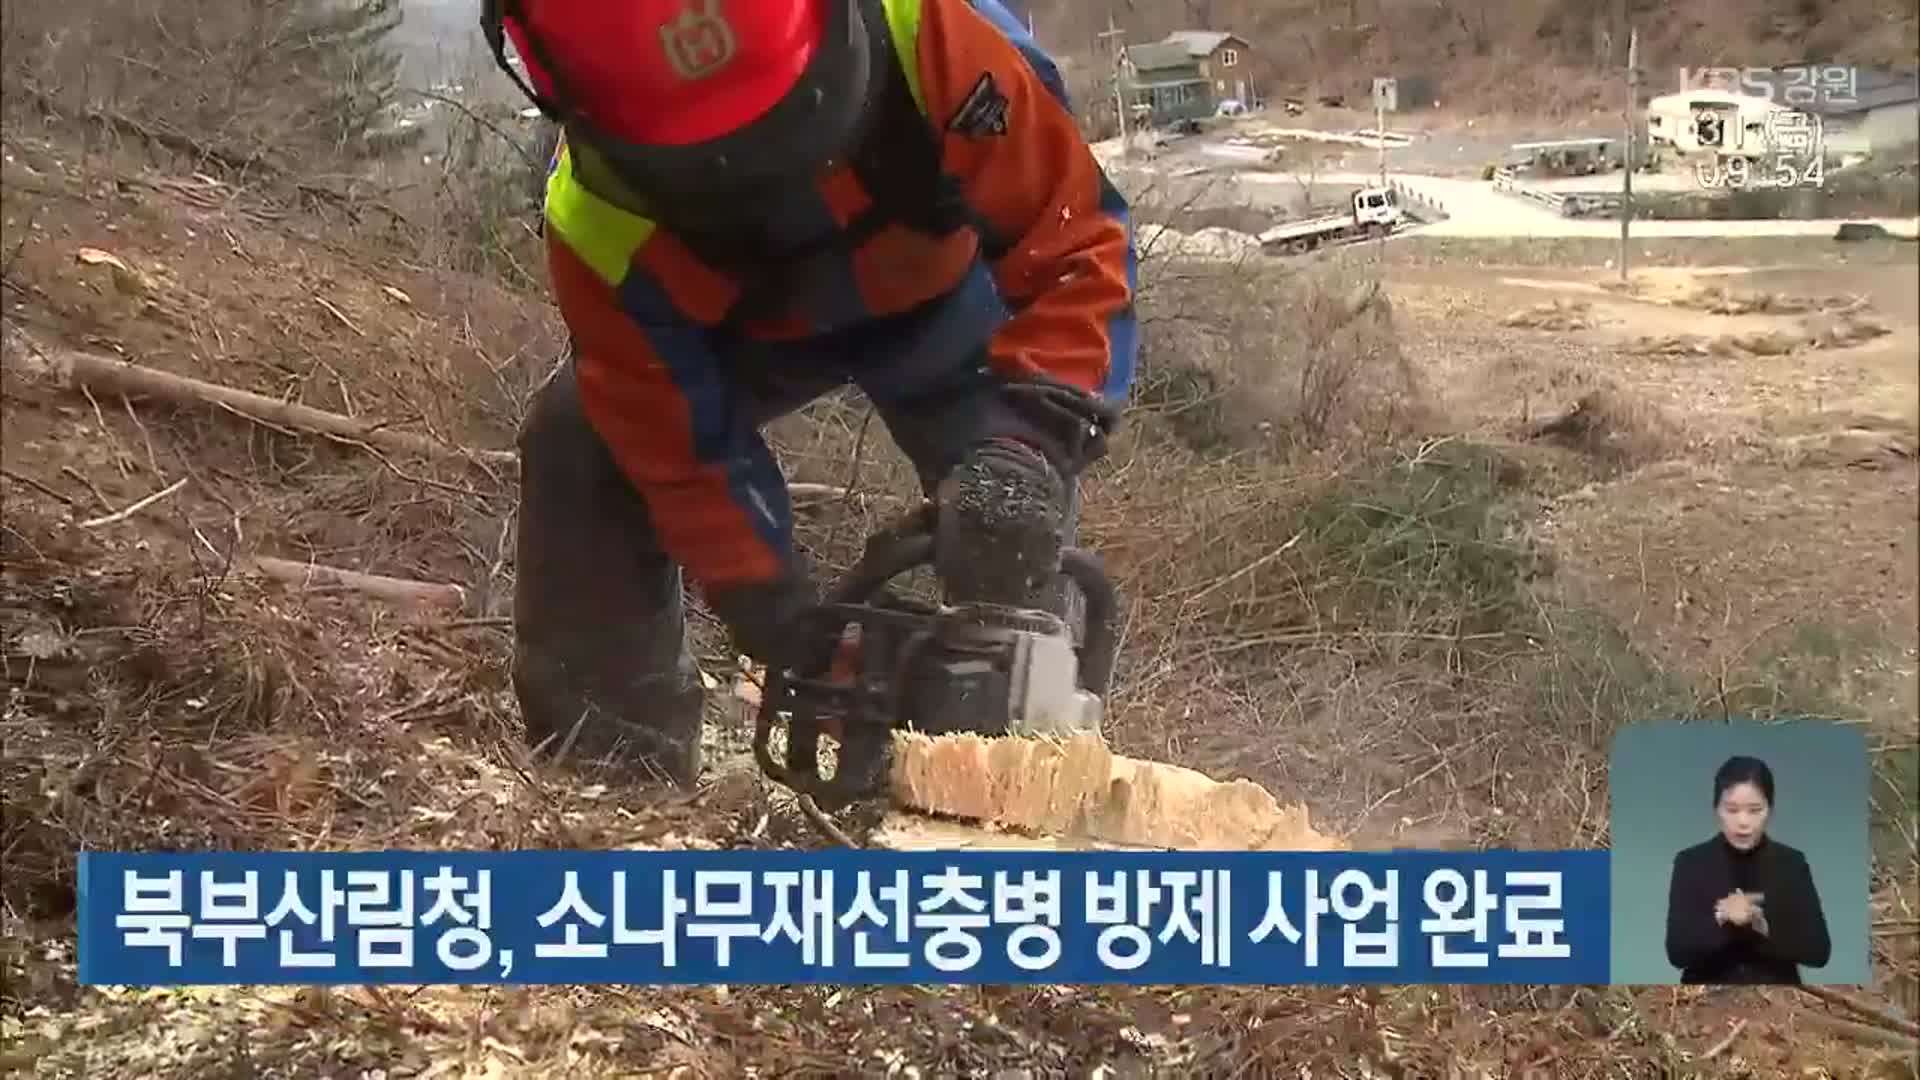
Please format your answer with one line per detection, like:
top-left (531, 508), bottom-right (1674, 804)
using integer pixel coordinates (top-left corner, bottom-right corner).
top-left (247, 556), bottom-right (468, 612)
top-left (47, 349), bottom-right (515, 464)
top-left (1797, 1009), bottom-right (1919, 1051)
top-left (40, 350), bottom-right (864, 501)
top-left (879, 731), bottom-right (1345, 852)
top-left (1797, 985), bottom-right (1920, 1040)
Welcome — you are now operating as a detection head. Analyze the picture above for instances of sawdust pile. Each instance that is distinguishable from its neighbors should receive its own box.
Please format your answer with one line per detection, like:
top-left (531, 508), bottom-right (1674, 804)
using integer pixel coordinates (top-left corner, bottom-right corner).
top-left (1631, 314), bottom-right (1891, 358)
top-left (1675, 285), bottom-right (1869, 317)
top-left (1499, 298), bottom-right (1596, 331)
top-left (1133, 223), bottom-right (1266, 263)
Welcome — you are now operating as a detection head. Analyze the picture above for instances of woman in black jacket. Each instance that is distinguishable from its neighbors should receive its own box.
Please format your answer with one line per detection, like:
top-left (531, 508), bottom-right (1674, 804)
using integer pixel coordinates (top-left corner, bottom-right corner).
top-left (1664, 755), bottom-right (1833, 984)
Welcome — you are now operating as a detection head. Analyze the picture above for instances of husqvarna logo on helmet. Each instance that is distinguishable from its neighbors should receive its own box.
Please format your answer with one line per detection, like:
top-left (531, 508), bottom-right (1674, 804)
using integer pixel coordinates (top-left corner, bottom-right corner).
top-left (660, 0), bottom-right (737, 81)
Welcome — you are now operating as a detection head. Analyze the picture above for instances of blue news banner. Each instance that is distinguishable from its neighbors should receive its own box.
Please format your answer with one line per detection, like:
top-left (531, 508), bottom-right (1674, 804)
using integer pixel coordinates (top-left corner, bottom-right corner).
top-left (78, 850), bottom-right (1610, 986)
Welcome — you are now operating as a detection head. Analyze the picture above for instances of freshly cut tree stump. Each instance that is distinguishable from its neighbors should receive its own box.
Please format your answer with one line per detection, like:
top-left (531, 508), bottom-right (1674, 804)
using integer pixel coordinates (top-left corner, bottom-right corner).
top-left (877, 731), bottom-right (1345, 853)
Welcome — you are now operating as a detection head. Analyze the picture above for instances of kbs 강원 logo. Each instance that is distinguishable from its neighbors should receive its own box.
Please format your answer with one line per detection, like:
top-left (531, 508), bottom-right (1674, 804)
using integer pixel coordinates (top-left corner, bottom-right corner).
top-left (660, 0), bottom-right (737, 81)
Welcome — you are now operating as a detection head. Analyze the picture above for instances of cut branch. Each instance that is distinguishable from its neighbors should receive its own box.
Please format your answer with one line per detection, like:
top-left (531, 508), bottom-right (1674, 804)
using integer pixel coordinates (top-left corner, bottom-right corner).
top-left (1798, 985), bottom-right (1920, 1040)
top-left (246, 556), bottom-right (468, 612)
top-left (44, 350), bottom-right (865, 502)
top-left (77, 477), bottom-right (188, 527)
top-left (47, 349), bottom-right (514, 464)
top-left (1796, 1010), bottom-right (1919, 1050)
top-left (790, 482), bottom-right (863, 501)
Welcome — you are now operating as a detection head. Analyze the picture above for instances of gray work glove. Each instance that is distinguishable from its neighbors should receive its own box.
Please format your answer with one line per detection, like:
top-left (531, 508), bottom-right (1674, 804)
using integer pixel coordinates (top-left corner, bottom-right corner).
top-left (935, 436), bottom-right (1072, 609)
top-left (704, 571), bottom-right (830, 674)
top-left (983, 375), bottom-right (1121, 478)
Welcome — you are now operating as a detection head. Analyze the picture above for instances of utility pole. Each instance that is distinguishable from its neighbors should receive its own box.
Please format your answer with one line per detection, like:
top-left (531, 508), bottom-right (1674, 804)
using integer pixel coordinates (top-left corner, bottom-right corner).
top-left (1098, 11), bottom-right (1129, 158)
top-left (1619, 27), bottom-right (1638, 284)
top-left (1376, 93), bottom-right (1387, 187)
top-left (1371, 77), bottom-right (1394, 188)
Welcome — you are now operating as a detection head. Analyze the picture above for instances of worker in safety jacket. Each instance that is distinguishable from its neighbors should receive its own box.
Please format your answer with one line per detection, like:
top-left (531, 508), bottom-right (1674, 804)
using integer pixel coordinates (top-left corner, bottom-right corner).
top-left (481, 0), bottom-right (1138, 785)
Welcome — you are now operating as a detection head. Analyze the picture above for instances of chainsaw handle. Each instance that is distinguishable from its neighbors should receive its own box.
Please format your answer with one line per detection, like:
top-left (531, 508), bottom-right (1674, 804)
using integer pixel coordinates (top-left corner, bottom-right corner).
top-left (1061, 548), bottom-right (1118, 696)
top-left (828, 532), bottom-right (935, 607)
top-left (828, 523), bottom-right (1118, 698)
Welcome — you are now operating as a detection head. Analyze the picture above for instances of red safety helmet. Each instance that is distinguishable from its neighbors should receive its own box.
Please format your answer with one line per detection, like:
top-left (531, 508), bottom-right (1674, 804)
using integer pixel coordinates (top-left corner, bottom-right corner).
top-left (482, 0), bottom-right (880, 225)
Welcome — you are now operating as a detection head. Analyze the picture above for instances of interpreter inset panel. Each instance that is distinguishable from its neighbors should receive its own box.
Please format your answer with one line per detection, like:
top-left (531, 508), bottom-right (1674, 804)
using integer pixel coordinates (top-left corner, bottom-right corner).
top-left (1609, 718), bottom-right (1868, 986)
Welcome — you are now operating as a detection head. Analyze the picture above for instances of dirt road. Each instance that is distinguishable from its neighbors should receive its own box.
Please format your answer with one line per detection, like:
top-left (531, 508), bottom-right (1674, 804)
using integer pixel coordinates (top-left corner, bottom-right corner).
top-left (1259, 171), bottom-right (1920, 238)
top-left (1104, 122), bottom-right (1920, 241)
top-left (1378, 172), bottom-right (1920, 238)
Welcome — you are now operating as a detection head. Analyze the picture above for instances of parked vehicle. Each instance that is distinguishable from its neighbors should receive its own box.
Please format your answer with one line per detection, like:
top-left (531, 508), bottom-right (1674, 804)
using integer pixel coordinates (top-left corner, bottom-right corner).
top-left (1258, 186), bottom-right (1404, 254)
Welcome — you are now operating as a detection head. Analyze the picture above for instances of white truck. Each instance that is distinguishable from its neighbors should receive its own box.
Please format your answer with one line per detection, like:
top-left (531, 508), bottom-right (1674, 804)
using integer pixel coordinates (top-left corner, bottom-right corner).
top-left (1259, 186), bottom-right (1404, 254)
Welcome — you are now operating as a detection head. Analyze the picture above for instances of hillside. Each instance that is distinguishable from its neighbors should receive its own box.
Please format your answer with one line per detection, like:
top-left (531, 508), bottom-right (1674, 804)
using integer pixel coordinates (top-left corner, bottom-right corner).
top-left (5, 2), bottom-right (1919, 1077)
top-left (8, 124), bottom-right (1920, 1077)
top-left (1035, 0), bottom-right (1918, 115)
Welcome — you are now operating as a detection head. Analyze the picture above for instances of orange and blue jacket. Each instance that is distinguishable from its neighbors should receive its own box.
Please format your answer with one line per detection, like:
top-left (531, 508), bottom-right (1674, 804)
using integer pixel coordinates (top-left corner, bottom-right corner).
top-left (540, 0), bottom-right (1137, 596)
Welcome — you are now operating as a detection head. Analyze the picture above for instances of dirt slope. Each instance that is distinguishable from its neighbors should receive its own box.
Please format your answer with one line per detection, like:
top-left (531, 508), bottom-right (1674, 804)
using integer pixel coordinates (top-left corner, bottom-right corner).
top-left (1386, 253), bottom-right (1918, 681)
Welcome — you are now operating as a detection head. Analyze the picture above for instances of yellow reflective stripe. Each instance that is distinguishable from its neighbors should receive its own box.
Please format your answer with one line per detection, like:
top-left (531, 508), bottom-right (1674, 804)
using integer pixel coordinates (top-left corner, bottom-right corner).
top-left (543, 144), bottom-right (656, 286)
top-left (881, 0), bottom-right (925, 113)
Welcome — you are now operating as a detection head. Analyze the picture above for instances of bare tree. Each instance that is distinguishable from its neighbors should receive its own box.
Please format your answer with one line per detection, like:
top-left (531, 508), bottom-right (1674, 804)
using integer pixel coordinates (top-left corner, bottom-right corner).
top-left (4, 0), bottom-right (404, 169)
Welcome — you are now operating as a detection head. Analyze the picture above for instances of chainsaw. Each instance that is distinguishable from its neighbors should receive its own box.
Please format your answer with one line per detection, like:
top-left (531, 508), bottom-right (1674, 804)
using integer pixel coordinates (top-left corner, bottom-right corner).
top-left (751, 503), bottom-right (1120, 813)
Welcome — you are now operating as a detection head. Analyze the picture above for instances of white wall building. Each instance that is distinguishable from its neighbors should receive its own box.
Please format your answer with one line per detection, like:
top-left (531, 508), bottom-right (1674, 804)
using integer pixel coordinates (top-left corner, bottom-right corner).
top-left (1645, 88), bottom-right (1799, 158)
top-left (1647, 67), bottom-right (1919, 162)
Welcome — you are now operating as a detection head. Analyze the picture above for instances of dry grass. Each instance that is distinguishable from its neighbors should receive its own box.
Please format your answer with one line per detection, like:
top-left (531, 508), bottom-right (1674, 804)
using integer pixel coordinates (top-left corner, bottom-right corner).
top-left (6, 212), bottom-right (1917, 1080)
top-left (1655, 286), bottom-right (1872, 318)
top-left (1502, 299), bottom-right (1597, 331)
top-left (2, 0), bottom-right (554, 294)
top-left (1130, 242), bottom-right (1428, 457)
top-left (1517, 386), bottom-right (1691, 471)
top-left (0, 143), bottom-right (561, 607)
top-left (383, 94), bottom-right (555, 289)
top-left (2, 0), bottom-right (402, 173)
top-left (1628, 316), bottom-right (1894, 360)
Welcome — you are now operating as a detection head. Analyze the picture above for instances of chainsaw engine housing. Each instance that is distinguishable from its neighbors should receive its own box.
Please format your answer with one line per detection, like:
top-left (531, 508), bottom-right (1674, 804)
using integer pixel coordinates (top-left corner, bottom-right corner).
top-left (892, 603), bottom-right (1103, 739)
top-left (751, 518), bottom-right (1118, 812)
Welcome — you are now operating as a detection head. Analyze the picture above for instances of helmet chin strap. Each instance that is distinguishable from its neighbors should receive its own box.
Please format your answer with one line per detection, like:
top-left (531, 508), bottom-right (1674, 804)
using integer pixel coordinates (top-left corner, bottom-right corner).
top-left (479, 0), bottom-right (670, 217)
top-left (479, 0), bottom-right (565, 121)
top-left (480, 0), bottom-right (628, 153)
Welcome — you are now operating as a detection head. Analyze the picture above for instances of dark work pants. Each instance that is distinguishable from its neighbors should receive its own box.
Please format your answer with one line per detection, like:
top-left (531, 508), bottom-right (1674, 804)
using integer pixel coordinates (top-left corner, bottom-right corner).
top-left (512, 346), bottom-right (1083, 787)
